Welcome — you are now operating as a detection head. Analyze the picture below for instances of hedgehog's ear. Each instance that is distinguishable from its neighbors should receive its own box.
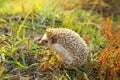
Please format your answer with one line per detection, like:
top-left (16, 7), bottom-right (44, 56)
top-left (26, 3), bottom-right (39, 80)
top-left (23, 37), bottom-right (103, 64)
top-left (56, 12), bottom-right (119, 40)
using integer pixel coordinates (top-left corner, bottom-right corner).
top-left (46, 28), bottom-right (52, 38)
top-left (46, 26), bottom-right (51, 32)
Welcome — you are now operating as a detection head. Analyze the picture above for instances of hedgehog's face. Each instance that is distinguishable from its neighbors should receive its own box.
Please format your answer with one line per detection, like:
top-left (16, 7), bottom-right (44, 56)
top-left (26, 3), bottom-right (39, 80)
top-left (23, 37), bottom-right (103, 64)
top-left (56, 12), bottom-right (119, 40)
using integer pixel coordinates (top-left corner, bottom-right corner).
top-left (38, 33), bottom-right (50, 46)
top-left (38, 33), bottom-right (57, 47)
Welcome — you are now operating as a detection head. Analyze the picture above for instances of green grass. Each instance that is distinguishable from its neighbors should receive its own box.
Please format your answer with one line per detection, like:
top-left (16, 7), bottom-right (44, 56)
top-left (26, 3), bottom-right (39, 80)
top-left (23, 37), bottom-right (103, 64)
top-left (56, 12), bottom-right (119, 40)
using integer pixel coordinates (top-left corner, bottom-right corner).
top-left (0, 0), bottom-right (112, 79)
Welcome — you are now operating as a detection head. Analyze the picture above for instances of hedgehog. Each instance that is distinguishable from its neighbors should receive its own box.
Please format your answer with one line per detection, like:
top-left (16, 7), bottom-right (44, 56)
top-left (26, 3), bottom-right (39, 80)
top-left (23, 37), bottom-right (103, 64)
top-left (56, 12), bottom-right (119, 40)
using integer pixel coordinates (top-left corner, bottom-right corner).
top-left (38, 28), bottom-right (89, 68)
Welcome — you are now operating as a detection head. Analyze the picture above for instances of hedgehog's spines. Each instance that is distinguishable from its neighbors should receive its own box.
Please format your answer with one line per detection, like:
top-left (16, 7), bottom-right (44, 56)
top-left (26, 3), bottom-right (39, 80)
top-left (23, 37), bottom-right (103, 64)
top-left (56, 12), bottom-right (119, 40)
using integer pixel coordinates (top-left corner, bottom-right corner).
top-left (39, 28), bottom-right (89, 68)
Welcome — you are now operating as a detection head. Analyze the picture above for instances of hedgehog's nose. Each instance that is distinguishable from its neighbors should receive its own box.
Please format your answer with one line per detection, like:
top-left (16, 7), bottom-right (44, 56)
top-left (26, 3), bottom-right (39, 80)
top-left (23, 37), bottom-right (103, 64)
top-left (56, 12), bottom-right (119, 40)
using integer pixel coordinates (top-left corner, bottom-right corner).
top-left (38, 41), bottom-right (44, 46)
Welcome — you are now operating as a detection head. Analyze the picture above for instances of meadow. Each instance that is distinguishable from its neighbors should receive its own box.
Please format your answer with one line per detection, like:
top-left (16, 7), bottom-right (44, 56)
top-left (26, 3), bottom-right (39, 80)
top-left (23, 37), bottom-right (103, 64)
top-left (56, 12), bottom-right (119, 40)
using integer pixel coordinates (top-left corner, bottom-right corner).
top-left (0, 0), bottom-right (120, 80)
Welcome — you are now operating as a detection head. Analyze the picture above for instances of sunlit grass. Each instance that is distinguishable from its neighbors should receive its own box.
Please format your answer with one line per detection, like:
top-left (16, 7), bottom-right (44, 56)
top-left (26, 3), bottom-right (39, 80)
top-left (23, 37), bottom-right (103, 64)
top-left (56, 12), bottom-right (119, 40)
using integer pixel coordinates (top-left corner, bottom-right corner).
top-left (0, 0), bottom-right (42, 14)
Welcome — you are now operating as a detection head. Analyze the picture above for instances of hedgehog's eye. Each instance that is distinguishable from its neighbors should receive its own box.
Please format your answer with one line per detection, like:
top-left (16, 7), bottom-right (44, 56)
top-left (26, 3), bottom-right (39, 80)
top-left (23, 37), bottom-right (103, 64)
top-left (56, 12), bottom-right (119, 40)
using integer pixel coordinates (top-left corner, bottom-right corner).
top-left (44, 40), bottom-right (48, 43)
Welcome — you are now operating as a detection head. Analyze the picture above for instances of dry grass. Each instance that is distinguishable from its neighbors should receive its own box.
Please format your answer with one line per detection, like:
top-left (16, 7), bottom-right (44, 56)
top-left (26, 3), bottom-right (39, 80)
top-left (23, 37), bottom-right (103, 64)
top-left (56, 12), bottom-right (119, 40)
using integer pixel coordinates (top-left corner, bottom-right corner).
top-left (78, 17), bottom-right (120, 80)
top-left (96, 18), bottom-right (120, 80)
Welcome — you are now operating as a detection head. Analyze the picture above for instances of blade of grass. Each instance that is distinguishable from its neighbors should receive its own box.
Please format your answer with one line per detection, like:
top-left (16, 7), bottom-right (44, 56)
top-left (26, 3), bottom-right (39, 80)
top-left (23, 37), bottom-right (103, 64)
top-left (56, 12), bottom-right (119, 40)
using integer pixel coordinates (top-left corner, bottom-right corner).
top-left (16, 12), bottom-right (29, 38)
top-left (16, 62), bottom-right (28, 70)
top-left (83, 72), bottom-right (89, 80)
top-left (21, 52), bottom-right (27, 66)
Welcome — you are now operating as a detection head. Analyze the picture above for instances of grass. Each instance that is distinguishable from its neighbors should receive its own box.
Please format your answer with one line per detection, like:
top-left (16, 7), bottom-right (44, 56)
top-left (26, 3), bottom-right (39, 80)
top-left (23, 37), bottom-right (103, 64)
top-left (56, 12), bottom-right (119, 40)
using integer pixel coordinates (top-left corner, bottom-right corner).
top-left (0, 0), bottom-right (120, 80)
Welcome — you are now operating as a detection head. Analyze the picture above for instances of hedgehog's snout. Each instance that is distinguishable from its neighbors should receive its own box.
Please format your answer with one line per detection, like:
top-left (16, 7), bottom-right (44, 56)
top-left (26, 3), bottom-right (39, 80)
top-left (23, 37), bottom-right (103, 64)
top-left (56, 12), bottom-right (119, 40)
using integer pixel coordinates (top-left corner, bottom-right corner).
top-left (38, 40), bottom-right (43, 46)
top-left (38, 40), bottom-right (48, 46)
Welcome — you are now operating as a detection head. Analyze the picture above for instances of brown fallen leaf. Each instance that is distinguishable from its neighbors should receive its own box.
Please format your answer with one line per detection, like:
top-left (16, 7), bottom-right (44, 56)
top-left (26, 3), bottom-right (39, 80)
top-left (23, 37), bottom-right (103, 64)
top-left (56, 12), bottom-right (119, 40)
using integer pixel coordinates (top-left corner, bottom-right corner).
top-left (40, 62), bottom-right (50, 72)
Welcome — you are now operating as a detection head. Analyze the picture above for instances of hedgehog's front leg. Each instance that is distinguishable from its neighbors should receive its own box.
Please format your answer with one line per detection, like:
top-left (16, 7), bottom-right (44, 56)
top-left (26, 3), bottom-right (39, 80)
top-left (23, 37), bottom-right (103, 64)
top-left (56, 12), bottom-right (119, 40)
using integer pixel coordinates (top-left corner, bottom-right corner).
top-left (50, 43), bottom-right (73, 65)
